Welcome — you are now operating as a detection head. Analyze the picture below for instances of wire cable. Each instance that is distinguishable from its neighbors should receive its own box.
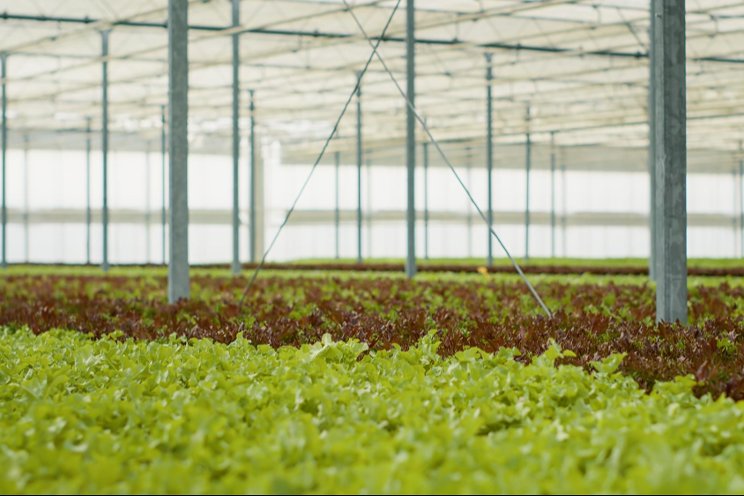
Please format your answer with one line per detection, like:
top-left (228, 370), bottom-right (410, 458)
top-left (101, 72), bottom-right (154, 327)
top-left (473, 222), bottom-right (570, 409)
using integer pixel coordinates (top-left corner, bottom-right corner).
top-left (238, 0), bottom-right (403, 309)
top-left (341, 0), bottom-right (553, 318)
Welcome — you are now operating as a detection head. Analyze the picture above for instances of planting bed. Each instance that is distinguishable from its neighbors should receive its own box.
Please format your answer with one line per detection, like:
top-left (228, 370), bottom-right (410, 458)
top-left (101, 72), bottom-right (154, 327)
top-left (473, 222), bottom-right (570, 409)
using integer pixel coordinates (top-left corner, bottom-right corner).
top-left (2, 328), bottom-right (744, 494)
top-left (1, 270), bottom-right (743, 399)
top-left (1, 266), bottom-right (744, 493)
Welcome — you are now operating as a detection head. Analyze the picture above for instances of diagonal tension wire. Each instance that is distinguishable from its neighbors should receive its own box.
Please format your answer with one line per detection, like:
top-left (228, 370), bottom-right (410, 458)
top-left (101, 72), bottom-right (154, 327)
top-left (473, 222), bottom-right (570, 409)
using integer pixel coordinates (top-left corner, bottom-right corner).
top-left (341, 0), bottom-right (552, 318)
top-left (238, 0), bottom-right (403, 309)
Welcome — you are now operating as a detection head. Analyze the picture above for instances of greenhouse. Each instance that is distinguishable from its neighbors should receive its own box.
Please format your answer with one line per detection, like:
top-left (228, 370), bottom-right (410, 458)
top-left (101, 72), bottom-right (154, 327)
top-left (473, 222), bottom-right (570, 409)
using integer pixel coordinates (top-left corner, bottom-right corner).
top-left (1, 0), bottom-right (744, 494)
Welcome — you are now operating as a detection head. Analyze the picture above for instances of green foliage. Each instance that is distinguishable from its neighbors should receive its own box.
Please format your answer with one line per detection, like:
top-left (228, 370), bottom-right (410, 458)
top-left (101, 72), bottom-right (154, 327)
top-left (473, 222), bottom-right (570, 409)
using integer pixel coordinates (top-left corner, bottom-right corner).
top-left (2, 328), bottom-right (744, 494)
top-left (1, 271), bottom-right (744, 400)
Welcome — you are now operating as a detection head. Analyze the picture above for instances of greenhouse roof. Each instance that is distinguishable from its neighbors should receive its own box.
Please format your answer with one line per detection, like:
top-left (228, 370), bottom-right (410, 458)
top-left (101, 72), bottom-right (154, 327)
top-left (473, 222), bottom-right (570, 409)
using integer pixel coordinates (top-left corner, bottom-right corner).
top-left (1, 0), bottom-right (743, 172)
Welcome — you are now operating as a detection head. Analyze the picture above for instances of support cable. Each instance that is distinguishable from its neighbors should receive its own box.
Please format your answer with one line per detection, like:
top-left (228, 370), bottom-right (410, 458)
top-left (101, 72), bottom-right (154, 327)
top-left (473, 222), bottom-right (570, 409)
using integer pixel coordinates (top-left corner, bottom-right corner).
top-left (238, 0), bottom-right (402, 309)
top-left (341, 0), bottom-right (552, 318)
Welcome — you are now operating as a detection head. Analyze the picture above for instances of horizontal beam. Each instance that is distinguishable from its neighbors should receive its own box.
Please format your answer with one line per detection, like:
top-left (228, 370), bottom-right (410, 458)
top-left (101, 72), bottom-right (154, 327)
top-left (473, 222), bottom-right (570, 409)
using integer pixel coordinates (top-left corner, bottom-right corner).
top-left (0, 12), bottom-right (225, 32)
top-left (4, 207), bottom-right (740, 229)
top-left (2, 12), bottom-right (743, 65)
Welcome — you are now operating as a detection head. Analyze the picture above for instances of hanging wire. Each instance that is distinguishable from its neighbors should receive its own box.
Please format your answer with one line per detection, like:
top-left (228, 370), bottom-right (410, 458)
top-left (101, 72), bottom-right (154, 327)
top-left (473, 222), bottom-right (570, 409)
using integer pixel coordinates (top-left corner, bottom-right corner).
top-left (237, 0), bottom-right (403, 309)
top-left (340, 0), bottom-right (553, 318)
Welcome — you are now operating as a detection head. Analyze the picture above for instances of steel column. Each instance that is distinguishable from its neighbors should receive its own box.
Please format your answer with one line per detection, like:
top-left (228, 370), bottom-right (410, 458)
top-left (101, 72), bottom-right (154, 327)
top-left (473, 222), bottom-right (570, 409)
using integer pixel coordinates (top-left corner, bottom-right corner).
top-left (550, 131), bottom-right (556, 258)
top-left (740, 158), bottom-right (744, 258)
top-left (85, 117), bottom-right (92, 265)
top-left (101, 30), bottom-right (110, 272)
top-left (356, 74), bottom-right (363, 264)
top-left (249, 89), bottom-right (257, 263)
top-left (23, 135), bottom-right (29, 263)
top-left (168, 0), bottom-right (190, 302)
top-left (405, 0), bottom-right (416, 278)
top-left (561, 161), bottom-right (567, 257)
top-left (145, 141), bottom-right (152, 264)
top-left (648, 0), bottom-right (658, 280)
top-left (160, 104), bottom-right (167, 265)
top-left (740, 149), bottom-right (744, 258)
top-left (1, 54), bottom-right (7, 268)
top-left (366, 157), bottom-right (372, 257)
top-left (485, 53), bottom-right (494, 267)
top-left (231, 0), bottom-right (241, 274)
top-left (423, 141), bottom-right (429, 260)
top-left (734, 169), bottom-right (739, 257)
top-left (524, 106), bottom-right (532, 261)
top-left (334, 151), bottom-right (340, 259)
top-left (466, 147), bottom-right (473, 258)
top-left (652, 0), bottom-right (687, 324)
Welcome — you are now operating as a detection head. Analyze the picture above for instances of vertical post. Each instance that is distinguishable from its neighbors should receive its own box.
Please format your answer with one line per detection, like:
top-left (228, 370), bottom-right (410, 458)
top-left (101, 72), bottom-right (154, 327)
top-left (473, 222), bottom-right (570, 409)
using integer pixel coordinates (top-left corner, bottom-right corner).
top-left (356, 73), bottom-right (363, 264)
top-left (734, 168), bottom-right (739, 257)
top-left (485, 53), bottom-right (494, 267)
top-left (85, 117), bottom-right (92, 265)
top-left (466, 147), bottom-right (473, 258)
top-left (740, 166), bottom-right (744, 258)
top-left (405, 0), bottom-right (417, 278)
top-left (231, 0), bottom-right (241, 274)
top-left (740, 143), bottom-right (744, 258)
top-left (550, 131), bottom-right (556, 258)
top-left (366, 156), bottom-right (372, 258)
top-left (524, 104), bottom-right (531, 261)
top-left (1, 53), bottom-right (6, 269)
top-left (168, 0), bottom-right (190, 302)
top-left (334, 151), bottom-right (340, 259)
top-left (423, 141), bottom-right (429, 260)
top-left (23, 135), bottom-right (29, 263)
top-left (160, 104), bottom-right (167, 265)
top-left (248, 88), bottom-right (257, 263)
top-left (652, 0), bottom-right (687, 324)
top-left (561, 159), bottom-right (567, 257)
top-left (101, 30), bottom-right (110, 272)
top-left (145, 141), bottom-right (152, 264)
top-left (648, 0), bottom-right (657, 280)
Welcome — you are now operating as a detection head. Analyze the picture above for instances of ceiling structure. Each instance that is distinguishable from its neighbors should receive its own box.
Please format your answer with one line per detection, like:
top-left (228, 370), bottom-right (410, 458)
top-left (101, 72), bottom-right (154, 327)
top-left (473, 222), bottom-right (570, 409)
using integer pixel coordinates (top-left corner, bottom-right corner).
top-left (0, 0), bottom-right (743, 174)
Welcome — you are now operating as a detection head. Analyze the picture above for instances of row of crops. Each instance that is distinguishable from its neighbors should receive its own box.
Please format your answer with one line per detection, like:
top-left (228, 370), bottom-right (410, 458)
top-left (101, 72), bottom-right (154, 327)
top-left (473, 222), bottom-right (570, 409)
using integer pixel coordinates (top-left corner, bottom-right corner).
top-left (1, 267), bottom-right (744, 493)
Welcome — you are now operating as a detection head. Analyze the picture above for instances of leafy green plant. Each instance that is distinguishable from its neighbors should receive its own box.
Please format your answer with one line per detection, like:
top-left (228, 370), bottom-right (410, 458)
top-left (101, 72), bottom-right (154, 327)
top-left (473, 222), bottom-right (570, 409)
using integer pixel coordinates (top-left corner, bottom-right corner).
top-left (2, 328), bottom-right (744, 494)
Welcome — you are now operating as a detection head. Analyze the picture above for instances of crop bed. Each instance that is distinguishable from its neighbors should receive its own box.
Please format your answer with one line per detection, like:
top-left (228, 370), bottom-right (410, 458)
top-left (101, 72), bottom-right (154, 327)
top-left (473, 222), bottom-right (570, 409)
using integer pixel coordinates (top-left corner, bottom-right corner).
top-left (22, 260), bottom-right (744, 277)
top-left (238, 261), bottom-right (744, 277)
top-left (1, 271), bottom-right (743, 400)
top-left (3, 327), bottom-right (744, 494)
top-left (2, 267), bottom-right (744, 494)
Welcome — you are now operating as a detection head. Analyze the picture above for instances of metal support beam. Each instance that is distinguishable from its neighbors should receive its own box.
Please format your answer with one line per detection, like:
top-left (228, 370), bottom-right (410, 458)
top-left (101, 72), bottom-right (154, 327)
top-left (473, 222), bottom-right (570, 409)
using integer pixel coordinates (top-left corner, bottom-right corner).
top-left (85, 117), bottom-right (92, 265)
top-left (466, 147), bottom-right (473, 258)
top-left (485, 53), bottom-right (494, 267)
top-left (248, 89), bottom-right (257, 264)
top-left (334, 151), bottom-right (340, 259)
top-left (423, 141), bottom-right (429, 260)
top-left (405, 0), bottom-right (416, 278)
top-left (366, 157), bottom-right (372, 257)
top-left (231, 0), bottom-right (241, 275)
top-left (160, 104), bottom-right (167, 265)
top-left (550, 131), bottom-right (556, 258)
top-left (561, 160), bottom-right (567, 257)
top-left (1, 53), bottom-right (7, 269)
top-left (5, 12), bottom-right (743, 66)
top-left (23, 134), bottom-right (29, 263)
top-left (652, 0), bottom-right (687, 324)
top-left (356, 74), bottom-right (363, 264)
top-left (740, 147), bottom-right (744, 258)
top-left (168, 0), bottom-right (190, 302)
top-left (648, 0), bottom-right (657, 280)
top-left (734, 169), bottom-right (739, 257)
top-left (145, 141), bottom-right (152, 264)
top-left (524, 105), bottom-right (532, 261)
top-left (101, 30), bottom-right (110, 272)
top-left (740, 162), bottom-right (744, 257)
